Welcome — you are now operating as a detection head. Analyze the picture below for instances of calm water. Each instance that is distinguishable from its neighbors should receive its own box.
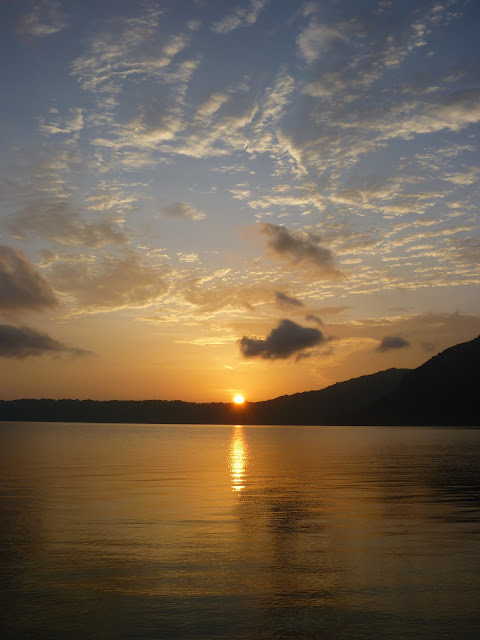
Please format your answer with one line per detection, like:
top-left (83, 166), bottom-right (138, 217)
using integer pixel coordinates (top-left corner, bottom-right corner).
top-left (0, 423), bottom-right (479, 639)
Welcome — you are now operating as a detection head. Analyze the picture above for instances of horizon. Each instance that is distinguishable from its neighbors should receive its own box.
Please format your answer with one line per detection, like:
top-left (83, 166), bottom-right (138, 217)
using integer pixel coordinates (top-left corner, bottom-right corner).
top-left (1, 0), bottom-right (480, 403)
top-left (2, 332), bottom-right (476, 404)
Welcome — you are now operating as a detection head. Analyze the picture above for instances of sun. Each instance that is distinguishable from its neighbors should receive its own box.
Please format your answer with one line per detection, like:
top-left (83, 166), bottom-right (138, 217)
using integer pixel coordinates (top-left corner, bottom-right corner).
top-left (233, 394), bottom-right (245, 405)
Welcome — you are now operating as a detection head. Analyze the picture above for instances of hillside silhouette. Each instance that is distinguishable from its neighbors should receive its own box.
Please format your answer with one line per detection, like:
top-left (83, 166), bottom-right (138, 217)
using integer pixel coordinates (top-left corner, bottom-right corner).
top-left (0, 336), bottom-right (478, 426)
top-left (358, 334), bottom-right (480, 426)
top-left (244, 368), bottom-right (409, 425)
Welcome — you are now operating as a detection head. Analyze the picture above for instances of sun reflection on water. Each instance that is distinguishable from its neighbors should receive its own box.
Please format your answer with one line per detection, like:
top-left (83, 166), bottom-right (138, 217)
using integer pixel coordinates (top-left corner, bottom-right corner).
top-left (229, 425), bottom-right (247, 492)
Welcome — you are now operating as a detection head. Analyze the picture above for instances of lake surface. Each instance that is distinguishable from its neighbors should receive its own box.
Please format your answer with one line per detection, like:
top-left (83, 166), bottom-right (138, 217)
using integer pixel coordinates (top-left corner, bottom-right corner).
top-left (0, 422), bottom-right (479, 639)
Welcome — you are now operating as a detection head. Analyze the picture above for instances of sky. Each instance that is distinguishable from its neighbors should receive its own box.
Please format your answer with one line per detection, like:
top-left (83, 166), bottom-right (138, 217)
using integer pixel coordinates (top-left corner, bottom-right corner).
top-left (1, 0), bottom-right (479, 402)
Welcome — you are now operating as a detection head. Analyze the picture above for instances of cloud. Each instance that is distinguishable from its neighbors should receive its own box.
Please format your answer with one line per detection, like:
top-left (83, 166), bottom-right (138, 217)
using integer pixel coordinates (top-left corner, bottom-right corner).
top-left (340, 314), bottom-right (480, 350)
top-left (195, 92), bottom-right (231, 120)
top-left (274, 291), bottom-right (304, 309)
top-left (180, 276), bottom-right (273, 313)
top-left (101, 105), bottom-right (183, 149)
top-left (297, 19), bottom-right (348, 63)
top-left (248, 191), bottom-right (324, 212)
top-left (71, 8), bottom-right (188, 94)
top-left (448, 237), bottom-right (480, 265)
top-left (161, 202), bottom-right (207, 221)
top-left (313, 306), bottom-right (351, 315)
top-left (0, 324), bottom-right (89, 359)
top-left (305, 314), bottom-right (324, 326)
top-left (248, 70), bottom-right (295, 156)
top-left (363, 90), bottom-right (480, 143)
top-left (258, 223), bottom-right (341, 277)
top-left (166, 93), bottom-right (258, 159)
top-left (377, 335), bottom-right (410, 352)
top-left (0, 246), bottom-right (58, 313)
top-left (4, 147), bottom-right (130, 248)
top-left (39, 108), bottom-right (84, 137)
top-left (239, 318), bottom-right (326, 359)
top-left (8, 202), bottom-right (128, 247)
top-left (212, 0), bottom-right (269, 34)
top-left (46, 250), bottom-right (171, 315)
top-left (17, 0), bottom-right (68, 38)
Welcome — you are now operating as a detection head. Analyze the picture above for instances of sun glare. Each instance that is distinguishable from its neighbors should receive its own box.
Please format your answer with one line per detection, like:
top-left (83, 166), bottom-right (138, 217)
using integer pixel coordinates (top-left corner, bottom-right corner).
top-left (233, 394), bottom-right (245, 405)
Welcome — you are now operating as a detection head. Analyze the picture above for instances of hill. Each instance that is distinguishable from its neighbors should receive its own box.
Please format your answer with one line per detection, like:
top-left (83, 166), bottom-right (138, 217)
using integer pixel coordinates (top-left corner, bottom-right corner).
top-left (358, 335), bottom-right (480, 426)
top-left (245, 368), bottom-right (410, 425)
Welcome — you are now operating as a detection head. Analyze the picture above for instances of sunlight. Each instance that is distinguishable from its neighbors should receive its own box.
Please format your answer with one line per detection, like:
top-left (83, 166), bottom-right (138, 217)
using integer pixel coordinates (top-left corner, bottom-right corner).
top-left (233, 394), bottom-right (245, 404)
top-left (229, 425), bottom-right (247, 492)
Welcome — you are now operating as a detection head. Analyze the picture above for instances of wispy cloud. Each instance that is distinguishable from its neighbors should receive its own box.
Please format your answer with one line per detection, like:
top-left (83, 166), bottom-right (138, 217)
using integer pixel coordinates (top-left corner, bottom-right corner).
top-left (274, 291), bottom-right (304, 310)
top-left (305, 314), bottom-right (324, 326)
top-left (39, 108), bottom-right (84, 138)
top-left (46, 249), bottom-right (171, 316)
top-left (3, 147), bottom-right (130, 248)
top-left (8, 201), bottom-right (128, 248)
top-left (71, 8), bottom-right (189, 94)
top-left (161, 202), bottom-right (207, 221)
top-left (212, 0), bottom-right (269, 34)
top-left (17, 0), bottom-right (68, 38)
top-left (297, 19), bottom-right (349, 63)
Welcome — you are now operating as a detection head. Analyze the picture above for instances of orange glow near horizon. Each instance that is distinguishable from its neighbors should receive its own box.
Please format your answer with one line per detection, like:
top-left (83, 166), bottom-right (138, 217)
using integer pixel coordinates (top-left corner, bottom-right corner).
top-left (233, 394), bottom-right (245, 404)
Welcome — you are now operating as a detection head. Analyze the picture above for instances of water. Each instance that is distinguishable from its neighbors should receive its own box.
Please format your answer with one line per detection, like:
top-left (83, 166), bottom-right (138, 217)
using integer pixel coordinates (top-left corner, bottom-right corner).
top-left (1, 423), bottom-right (479, 639)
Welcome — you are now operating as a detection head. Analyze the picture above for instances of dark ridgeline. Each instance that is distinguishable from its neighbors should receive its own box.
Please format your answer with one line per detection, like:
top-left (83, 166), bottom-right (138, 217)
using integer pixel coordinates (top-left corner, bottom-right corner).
top-left (245, 368), bottom-right (409, 425)
top-left (0, 336), bottom-right (478, 426)
top-left (358, 334), bottom-right (480, 426)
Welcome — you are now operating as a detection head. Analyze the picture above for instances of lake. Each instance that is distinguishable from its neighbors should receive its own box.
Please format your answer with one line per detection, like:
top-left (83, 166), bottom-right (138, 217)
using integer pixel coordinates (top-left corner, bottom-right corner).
top-left (0, 422), bottom-right (479, 639)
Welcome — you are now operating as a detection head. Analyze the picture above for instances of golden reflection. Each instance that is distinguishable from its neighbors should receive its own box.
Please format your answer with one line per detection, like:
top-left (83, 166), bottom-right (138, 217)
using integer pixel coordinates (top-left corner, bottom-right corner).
top-left (229, 425), bottom-right (247, 492)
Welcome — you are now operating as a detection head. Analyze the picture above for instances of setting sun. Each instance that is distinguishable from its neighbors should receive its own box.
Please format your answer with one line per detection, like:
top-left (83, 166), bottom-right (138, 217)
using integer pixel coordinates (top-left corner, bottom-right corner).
top-left (233, 394), bottom-right (245, 405)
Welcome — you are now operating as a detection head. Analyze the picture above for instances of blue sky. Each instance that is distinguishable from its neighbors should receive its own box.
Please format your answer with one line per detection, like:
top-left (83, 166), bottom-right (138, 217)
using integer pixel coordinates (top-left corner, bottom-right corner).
top-left (1, 0), bottom-right (479, 401)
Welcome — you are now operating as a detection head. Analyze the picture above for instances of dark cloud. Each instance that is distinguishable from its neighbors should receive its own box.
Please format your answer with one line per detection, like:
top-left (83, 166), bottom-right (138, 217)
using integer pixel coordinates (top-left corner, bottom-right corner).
top-left (259, 223), bottom-right (341, 277)
top-left (305, 313), bottom-right (324, 326)
top-left (0, 245), bottom-right (58, 312)
top-left (0, 324), bottom-right (90, 359)
top-left (377, 335), bottom-right (410, 352)
top-left (274, 291), bottom-right (304, 309)
top-left (239, 319), bottom-right (326, 360)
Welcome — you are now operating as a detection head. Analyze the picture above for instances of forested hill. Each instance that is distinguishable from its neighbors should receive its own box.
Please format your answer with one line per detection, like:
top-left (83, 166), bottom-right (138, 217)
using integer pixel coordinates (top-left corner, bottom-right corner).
top-left (243, 368), bottom-right (410, 425)
top-left (357, 335), bottom-right (480, 426)
top-left (0, 336), bottom-right (478, 426)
